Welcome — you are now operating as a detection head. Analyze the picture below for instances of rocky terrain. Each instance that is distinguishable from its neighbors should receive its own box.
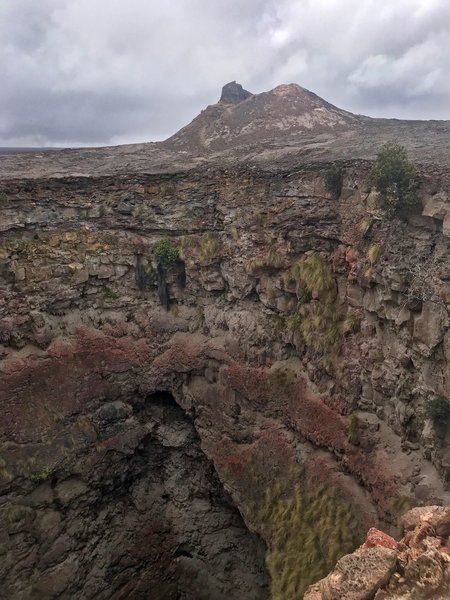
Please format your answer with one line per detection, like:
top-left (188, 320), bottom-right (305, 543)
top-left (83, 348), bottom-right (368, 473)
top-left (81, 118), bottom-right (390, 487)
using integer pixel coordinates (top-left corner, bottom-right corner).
top-left (0, 82), bottom-right (449, 598)
top-left (305, 505), bottom-right (450, 599)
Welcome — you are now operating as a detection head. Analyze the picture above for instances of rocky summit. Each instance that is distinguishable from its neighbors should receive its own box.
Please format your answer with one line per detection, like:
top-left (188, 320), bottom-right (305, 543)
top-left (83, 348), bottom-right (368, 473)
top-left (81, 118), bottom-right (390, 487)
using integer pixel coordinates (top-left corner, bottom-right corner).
top-left (0, 83), bottom-right (449, 599)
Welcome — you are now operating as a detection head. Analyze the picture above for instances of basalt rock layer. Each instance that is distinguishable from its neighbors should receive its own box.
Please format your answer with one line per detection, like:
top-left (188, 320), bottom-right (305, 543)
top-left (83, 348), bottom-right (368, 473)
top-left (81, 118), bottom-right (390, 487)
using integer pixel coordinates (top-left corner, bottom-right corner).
top-left (0, 83), bottom-right (450, 598)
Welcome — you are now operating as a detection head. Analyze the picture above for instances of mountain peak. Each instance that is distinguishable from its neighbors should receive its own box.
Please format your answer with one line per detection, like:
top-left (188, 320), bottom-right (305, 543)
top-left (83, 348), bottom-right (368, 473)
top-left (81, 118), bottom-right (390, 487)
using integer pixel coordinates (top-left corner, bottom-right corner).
top-left (164, 82), bottom-right (360, 153)
top-left (219, 81), bottom-right (253, 104)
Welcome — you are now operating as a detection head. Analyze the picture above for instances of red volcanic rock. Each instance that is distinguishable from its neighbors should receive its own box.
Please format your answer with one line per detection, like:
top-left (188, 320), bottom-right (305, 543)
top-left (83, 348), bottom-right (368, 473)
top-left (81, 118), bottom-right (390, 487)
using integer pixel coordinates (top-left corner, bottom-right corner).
top-left (360, 528), bottom-right (398, 551)
top-left (305, 506), bottom-right (450, 599)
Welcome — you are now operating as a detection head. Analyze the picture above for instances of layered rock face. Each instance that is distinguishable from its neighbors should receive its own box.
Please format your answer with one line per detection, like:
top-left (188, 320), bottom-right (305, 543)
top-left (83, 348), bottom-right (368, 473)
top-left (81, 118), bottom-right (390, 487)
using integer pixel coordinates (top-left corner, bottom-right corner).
top-left (1, 83), bottom-right (450, 598)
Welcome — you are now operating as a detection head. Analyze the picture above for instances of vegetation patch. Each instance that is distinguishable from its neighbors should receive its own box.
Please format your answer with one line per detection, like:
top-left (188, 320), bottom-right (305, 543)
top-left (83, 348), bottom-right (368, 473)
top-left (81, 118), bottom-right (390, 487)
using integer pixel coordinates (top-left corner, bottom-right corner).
top-left (347, 413), bottom-right (360, 445)
top-left (6, 505), bottom-right (34, 523)
top-left (323, 164), bottom-right (344, 198)
top-left (367, 243), bottom-right (381, 265)
top-left (246, 247), bottom-right (284, 274)
top-left (258, 481), bottom-right (361, 599)
top-left (29, 466), bottom-right (54, 482)
top-left (153, 238), bottom-right (179, 266)
top-left (103, 286), bottom-right (120, 300)
top-left (286, 253), bottom-right (342, 354)
top-left (426, 395), bottom-right (450, 423)
top-left (344, 313), bottom-right (362, 334)
top-left (369, 142), bottom-right (419, 219)
top-left (180, 232), bottom-right (221, 261)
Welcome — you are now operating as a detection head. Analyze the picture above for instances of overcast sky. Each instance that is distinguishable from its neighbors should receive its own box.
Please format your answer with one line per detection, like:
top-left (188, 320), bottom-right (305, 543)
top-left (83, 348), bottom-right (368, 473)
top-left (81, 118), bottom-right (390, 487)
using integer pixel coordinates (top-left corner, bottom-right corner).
top-left (1, 0), bottom-right (449, 147)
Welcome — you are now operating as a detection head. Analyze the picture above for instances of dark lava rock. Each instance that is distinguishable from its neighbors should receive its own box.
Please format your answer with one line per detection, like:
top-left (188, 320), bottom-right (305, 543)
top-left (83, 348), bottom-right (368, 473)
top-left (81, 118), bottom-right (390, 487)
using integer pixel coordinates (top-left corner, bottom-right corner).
top-left (219, 81), bottom-right (252, 104)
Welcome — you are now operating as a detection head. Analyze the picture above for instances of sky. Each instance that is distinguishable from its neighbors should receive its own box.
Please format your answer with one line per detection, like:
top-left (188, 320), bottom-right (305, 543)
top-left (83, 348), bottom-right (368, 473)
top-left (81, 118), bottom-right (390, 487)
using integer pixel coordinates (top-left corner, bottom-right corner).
top-left (1, 0), bottom-right (449, 147)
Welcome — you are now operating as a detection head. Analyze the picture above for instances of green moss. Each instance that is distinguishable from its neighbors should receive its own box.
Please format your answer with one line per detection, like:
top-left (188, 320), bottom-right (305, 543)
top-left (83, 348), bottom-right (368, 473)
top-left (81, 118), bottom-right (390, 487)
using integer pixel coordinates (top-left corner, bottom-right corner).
top-left (0, 192), bottom-right (8, 202)
top-left (258, 481), bottom-right (361, 599)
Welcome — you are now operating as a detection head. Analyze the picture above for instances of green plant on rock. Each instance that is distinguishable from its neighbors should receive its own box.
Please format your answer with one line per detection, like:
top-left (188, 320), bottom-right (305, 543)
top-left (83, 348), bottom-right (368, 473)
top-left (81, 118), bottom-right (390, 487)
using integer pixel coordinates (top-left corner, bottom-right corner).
top-left (153, 238), bottom-right (179, 266)
top-left (369, 142), bottom-right (419, 219)
top-left (344, 312), bottom-right (361, 334)
top-left (29, 466), bottom-right (54, 482)
top-left (200, 231), bottom-right (220, 260)
top-left (0, 192), bottom-right (8, 202)
top-left (258, 481), bottom-right (361, 600)
top-left (299, 301), bottom-right (341, 354)
top-left (103, 286), bottom-right (119, 300)
top-left (6, 505), bottom-right (34, 523)
top-left (347, 413), bottom-right (360, 445)
top-left (324, 164), bottom-right (344, 198)
top-left (179, 232), bottom-right (221, 261)
top-left (288, 254), bottom-right (341, 354)
top-left (426, 395), bottom-right (450, 423)
top-left (367, 243), bottom-right (381, 266)
top-left (291, 253), bottom-right (335, 301)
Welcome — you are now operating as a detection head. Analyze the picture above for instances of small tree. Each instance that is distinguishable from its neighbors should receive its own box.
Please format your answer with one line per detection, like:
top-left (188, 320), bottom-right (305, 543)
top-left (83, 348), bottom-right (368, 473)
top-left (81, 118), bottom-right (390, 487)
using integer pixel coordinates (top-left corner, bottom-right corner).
top-left (324, 164), bottom-right (343, 199)
top-left (369, 142), bottom-right (419, 219)
top-left (153, 238), bottom-right (179, 266)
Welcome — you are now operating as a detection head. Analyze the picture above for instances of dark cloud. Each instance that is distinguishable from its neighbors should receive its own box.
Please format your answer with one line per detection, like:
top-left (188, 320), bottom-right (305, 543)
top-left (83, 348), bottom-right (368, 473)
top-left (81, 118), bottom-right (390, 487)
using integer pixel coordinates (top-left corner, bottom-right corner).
top-left (1, 0), bottom-right (449, 146)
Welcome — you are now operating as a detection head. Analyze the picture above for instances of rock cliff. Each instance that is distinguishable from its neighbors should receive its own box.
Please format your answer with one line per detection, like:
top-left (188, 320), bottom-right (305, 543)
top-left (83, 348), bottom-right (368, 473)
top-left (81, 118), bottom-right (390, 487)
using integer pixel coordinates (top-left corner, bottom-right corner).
top-left (0, 83), bottom-right (449, 598)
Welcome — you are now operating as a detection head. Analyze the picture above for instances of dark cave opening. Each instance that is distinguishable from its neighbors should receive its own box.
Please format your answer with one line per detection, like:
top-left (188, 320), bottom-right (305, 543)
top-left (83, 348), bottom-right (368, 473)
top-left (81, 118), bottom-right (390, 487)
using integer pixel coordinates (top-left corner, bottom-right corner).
top-left (0, 390), bottom-right (269, 600)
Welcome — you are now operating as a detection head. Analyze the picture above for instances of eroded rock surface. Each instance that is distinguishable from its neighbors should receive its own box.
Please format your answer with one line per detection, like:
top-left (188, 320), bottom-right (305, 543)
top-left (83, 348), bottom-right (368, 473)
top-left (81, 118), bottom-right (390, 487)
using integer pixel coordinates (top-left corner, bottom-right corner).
top-left (0, 84), bottom-right (449, 598)
top-left (305, 506), bottom-right (450, 599)
top-left (0, 391), bottom-right (269, 599)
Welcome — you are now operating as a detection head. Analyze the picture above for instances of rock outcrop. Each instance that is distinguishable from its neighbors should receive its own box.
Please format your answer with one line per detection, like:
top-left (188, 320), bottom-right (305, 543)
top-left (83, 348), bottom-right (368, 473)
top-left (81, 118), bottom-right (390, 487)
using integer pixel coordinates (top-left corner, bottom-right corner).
top-left (0, 83), bottom-right (449, 598)
top-left (305, 506), bottom-right (450, 599)
top-left (219, 81), bottom-right (253, 104)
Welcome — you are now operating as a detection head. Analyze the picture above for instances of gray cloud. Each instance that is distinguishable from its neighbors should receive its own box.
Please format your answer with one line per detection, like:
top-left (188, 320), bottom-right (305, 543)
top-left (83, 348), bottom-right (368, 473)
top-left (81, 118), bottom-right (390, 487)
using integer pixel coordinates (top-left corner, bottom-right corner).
top-left (1, 0), bottom-right (449, 146)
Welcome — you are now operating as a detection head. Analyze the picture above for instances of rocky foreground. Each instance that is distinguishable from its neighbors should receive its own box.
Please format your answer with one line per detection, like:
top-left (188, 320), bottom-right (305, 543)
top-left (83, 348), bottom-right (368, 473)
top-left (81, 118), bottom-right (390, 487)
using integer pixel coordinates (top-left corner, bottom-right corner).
top-left (305, 506), bottom-right (450, 600)
top-left (0, 83), bottom-right (449, 598)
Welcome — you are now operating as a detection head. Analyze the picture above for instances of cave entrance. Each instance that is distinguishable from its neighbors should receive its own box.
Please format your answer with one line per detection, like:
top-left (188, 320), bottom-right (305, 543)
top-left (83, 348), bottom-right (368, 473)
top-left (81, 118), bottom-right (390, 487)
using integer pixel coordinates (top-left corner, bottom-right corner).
top-left (100, 389), bottom-right (270, 600)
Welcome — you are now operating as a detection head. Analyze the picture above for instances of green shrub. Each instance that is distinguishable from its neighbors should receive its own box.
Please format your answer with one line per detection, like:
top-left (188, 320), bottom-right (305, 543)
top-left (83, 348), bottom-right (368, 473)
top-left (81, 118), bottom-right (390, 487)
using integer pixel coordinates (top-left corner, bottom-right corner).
top-left (426, 396), bottom-right (450, 423)
top-left (153, 238), bottom-right (179, 266)
top-left (369, 142), bottom-right (419, 219)
top-left (324, 164), bottom-right (343, 198)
